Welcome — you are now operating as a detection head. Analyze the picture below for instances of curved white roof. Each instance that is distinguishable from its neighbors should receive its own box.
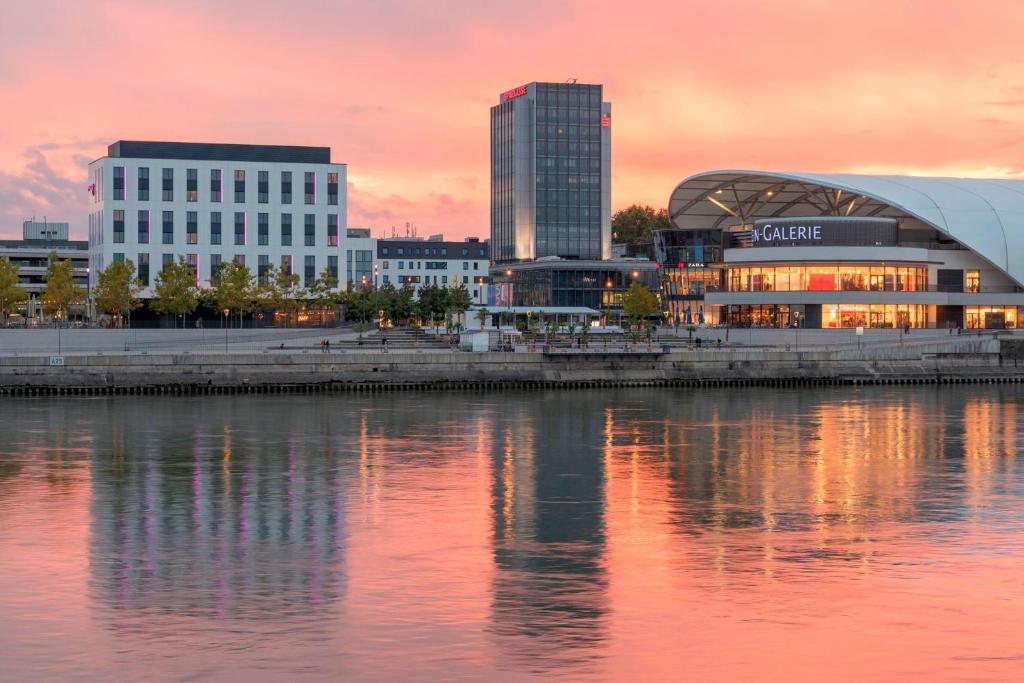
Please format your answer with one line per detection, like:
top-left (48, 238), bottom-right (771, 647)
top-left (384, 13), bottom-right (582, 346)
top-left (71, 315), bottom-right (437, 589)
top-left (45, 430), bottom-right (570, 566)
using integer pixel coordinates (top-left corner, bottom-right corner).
top-left (668, 170), bottom-right (1024, 286)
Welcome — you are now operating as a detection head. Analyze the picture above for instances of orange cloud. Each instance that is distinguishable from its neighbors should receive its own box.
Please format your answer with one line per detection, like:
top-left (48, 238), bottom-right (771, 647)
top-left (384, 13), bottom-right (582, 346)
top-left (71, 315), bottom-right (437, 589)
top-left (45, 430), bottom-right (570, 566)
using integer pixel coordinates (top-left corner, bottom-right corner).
top-left (1, 0), bottom-right (1023, 239)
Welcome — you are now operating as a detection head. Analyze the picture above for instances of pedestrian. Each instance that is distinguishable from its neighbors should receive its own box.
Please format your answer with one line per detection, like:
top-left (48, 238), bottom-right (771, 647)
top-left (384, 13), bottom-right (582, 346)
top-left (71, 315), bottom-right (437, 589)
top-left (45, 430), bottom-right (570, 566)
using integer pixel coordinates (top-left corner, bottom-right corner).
top-left (325, 338), bottom-right (331, 352)
top-left (381, 335), bottom-right (388, 353)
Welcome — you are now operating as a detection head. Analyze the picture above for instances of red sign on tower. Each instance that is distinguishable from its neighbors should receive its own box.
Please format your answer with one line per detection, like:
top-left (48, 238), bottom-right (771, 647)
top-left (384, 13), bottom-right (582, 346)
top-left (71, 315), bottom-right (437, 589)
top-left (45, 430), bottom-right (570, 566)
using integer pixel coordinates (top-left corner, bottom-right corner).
top-left (601, 113), bottom-right (610, 128)
top-left (501, 85), bottom-right (528, 102)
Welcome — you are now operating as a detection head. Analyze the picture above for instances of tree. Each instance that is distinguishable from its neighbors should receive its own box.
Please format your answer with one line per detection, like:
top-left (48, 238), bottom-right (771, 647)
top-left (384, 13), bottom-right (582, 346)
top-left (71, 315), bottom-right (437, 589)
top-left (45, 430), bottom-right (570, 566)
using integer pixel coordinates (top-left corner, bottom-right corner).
top-left (475, 307), bottom-right (489, 331)
top-left (151, 256), bottom-right (199, 327)
top-left (622, 282), bottom-right (660, 328)
top-left (445, 281), bottom-right (473, 331)
top-left (394, 284), bottom-right (416, 325)
top-left (93, 260), bottom-right (142, 328)
top-left (41, 251), bottom-right (86, 323)
top-left (210, 260), bottom-right (256, 327)
top-left (306, 267), bottom-right (338, 308)
top-left (612, 204), bottom-right (671, 245)
top-left (0, 257), bottom-right (28, 323)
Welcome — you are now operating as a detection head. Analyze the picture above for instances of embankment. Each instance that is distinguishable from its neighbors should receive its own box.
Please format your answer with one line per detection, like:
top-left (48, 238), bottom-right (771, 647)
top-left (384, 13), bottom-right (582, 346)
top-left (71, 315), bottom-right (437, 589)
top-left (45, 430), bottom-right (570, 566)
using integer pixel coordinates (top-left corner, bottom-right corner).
top-left (1, 335), bottom-right (1022, 395)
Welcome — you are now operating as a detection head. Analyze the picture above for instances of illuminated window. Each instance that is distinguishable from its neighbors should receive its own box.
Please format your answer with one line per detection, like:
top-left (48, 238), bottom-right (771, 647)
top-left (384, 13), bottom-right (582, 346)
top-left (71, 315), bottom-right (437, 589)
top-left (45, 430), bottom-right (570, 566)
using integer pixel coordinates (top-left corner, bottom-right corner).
top-left (966, 270), bottom-right (980, 293)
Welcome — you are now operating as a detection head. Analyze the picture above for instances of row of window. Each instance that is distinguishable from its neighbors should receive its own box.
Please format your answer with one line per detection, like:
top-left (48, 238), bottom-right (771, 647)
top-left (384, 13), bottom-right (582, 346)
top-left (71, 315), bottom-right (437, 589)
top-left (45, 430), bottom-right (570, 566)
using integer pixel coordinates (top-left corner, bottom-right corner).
top-left (378, 245), bottom-right (487, 258)
top-left (378, 260), bottom-right (481, 271)
top-left (109, 210), bottom-right (339, 247)
top-left (110, 252), bottom-right (339, 287)
top-left (726, 265), bottom-right (930, 293)
top-left (111, 167), bottom-right (340, 205)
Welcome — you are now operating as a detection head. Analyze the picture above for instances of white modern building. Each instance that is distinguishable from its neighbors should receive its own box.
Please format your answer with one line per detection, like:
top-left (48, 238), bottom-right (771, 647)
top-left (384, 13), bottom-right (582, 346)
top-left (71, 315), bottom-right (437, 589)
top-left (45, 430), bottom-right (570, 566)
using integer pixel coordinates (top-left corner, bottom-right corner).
top-left (664, 171), bottom-right (1024, 329)
top-left (87, 140), bottom-right (347, 296)
top-left (1, 222), bottom-right (88, 319)
top-left (376, 235), bottom-right (490, 303)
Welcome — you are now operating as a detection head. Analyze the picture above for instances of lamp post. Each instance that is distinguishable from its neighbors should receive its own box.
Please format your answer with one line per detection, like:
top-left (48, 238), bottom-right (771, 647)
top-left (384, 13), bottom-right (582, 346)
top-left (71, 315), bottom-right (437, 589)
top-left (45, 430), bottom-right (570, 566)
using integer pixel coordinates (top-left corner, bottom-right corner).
top-left (223, 309), bottom-right (229, 352)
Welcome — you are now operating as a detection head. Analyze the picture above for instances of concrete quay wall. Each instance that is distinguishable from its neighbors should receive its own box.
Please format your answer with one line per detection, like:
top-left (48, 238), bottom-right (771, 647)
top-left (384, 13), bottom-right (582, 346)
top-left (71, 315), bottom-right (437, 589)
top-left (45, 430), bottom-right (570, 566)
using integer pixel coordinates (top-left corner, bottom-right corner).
top-left (0, 336), bottom-right (1019, 394)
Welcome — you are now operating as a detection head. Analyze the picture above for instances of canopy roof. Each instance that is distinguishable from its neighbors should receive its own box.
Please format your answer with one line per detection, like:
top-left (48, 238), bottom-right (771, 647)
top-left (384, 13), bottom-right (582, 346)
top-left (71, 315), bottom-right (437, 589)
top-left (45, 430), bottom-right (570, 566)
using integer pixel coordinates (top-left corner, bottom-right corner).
top-left (668, 170), bottom-right (1024, 285)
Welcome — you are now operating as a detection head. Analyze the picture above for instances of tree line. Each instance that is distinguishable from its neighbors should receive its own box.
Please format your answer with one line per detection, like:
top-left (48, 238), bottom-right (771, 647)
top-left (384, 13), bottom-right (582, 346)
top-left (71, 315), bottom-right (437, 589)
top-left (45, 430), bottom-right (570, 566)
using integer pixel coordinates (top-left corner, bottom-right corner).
top-left (0, 252), bottom-right (476, 328)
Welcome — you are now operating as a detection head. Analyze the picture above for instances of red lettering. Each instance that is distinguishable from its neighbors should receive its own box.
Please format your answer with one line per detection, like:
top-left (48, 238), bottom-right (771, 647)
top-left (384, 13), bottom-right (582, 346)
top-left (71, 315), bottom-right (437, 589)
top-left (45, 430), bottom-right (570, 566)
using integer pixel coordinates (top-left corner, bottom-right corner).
top-left (502, 85), bottom-right (528, 101)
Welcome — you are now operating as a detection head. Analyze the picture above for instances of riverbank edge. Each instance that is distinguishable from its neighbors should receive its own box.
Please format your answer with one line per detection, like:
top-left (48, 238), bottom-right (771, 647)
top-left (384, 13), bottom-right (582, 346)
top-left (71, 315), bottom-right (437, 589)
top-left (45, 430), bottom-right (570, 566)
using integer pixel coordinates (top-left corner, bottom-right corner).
top-left (2, 336), bottom-right (1024, 394)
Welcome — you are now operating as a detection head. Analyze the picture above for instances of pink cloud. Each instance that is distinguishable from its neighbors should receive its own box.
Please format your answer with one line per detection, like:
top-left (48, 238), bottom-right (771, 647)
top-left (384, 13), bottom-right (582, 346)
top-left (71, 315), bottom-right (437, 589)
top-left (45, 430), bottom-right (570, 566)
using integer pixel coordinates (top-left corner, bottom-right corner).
top-left (1, 0), bottom-right (1023, 240)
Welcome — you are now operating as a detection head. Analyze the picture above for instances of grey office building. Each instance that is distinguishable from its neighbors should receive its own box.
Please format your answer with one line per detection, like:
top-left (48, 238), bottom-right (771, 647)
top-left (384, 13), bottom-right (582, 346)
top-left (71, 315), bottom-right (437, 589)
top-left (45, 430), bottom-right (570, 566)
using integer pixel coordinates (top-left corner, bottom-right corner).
top-left (490, 81), bottom-right (611, 264)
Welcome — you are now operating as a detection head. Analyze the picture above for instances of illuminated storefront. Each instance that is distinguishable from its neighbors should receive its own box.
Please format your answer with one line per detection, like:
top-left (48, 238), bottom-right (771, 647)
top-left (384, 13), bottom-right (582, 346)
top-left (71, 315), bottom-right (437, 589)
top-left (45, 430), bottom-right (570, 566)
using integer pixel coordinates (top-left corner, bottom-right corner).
top-left (726, 265), bottom-right (927, 292)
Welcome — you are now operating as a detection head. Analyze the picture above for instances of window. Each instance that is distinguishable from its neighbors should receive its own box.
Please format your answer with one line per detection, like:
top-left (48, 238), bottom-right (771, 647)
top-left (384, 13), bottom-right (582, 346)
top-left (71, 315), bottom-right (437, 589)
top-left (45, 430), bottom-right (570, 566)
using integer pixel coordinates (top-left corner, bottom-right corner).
top-left (281, 214), bottom-right (292, 246)
top-left (210, 212), bottom-right (222, 245)
top-left (382, 274), bottom-right (390, 284)
top-left (304, 255), bottom-right (315, 286)
top-left (397, 248), bottom-right (404, 256)
top-left (281, 255), bottom-right (293, 277)
top-left (327, 255), bottom-right (338, 280)
top-left (281, 171), bottom-right (292, 204)
top-left (113, 166), bottom-right (125, 200)
top-left (186, 168), bottom-right (198, 202)
top-left (210, 253), bottom-right (222, 277)
top-left (463, 275), bottom-right (468, 284)
top-left (304, 171), bottom-right (315, 204)
top-left (162, 211), bottom-right (173, 244)
top-left (162, 168), bottom-right (173, 201)
top-left (186, 211), bottom-right (198, 244)
top-left (328, 172), bottom-right (339, 205)
top-left (112, 209), bottom-right (125, 243)
top-left (234, 212), bottom-right (246, 245)
top-left (137, 210), bottom-right (150, 244)
top-left (304, 214), bottom-right (315, 246)
top-left (162, 253), bottom-right (173, 270)
top-left (398, 261), bottom-right (404, 270)
top-left (210, 169), bottom-right (222, 202)
top-left (382, 260), bottom-right (389, 270)
top-left (258, 212), bottom-right (269, 246)
top-left (137, 253), bottom-right (150, 286)
top-left (234, 254), bottom-right (245, 266)
top-left (473, 262), bottom-right (478, 270)
top-left (234, 170), bottom-right (245, 202)
top-left (258, 170), bottom-right (269, 203)
top-left (966, 270), bottom-right (980, 293)
top-left (186, 254), bottom-right (198, 283)
top-left (137, 167), bottom-right (149, 201)
top-left (113, 252), bottom-right (125, 263)
top-left (463, 262), bottom-right (468, 270)
top-left (442, 275), bottom-right (448, 285)
top-left (258, 254), bottom-right (270, 283)
top-left (327, 214), bottom-right (338, 246)
top-left (382, 247), bottom-right (389, 256)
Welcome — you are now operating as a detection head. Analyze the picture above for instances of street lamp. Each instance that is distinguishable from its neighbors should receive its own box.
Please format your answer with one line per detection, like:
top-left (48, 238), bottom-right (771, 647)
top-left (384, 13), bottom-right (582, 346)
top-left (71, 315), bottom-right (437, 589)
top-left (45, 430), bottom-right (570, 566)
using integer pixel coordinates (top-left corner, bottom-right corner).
top-left (477, 276), bottom-right (485, 305)
top-left (223, 308), bottom-right (230, 351)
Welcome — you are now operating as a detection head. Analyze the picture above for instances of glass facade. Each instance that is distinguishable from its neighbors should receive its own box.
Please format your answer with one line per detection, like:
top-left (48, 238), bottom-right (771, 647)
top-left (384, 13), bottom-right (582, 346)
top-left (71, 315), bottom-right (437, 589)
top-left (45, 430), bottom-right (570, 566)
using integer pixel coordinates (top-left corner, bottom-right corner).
top-left (824, 304), bottom-right (928, 329)
top-left (966, 306), bottom-right (1019, 329)
top-left (491, 82), bottom-right (607, 263)
top-left (727, 265), bottom-right (928, 292)
top-left (512, 266), bottom-right (658, 309)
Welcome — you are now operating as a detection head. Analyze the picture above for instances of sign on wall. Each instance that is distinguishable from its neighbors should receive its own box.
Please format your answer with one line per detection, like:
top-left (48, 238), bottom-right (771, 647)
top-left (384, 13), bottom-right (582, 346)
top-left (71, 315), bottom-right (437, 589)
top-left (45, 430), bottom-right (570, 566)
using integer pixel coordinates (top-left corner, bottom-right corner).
top-left (749, 217), bottom-right (899, 248)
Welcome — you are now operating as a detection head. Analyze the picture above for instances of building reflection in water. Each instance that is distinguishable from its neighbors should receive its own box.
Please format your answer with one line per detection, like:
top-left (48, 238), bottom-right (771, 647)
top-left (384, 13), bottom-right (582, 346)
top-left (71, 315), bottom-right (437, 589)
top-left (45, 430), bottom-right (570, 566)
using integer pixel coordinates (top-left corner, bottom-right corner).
top-left (1, 388), bottom-right (1020, 679)
top-left (87, 400), bottom-right (348, 622)
top-left (489, 393), bottom-right (609, 673)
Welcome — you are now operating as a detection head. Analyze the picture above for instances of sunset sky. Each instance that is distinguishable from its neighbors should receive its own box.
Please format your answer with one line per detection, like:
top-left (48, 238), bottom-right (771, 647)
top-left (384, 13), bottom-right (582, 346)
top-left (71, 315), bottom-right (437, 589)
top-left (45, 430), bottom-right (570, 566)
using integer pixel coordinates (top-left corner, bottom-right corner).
top-left (1, 0), bottom-right (1023, 240)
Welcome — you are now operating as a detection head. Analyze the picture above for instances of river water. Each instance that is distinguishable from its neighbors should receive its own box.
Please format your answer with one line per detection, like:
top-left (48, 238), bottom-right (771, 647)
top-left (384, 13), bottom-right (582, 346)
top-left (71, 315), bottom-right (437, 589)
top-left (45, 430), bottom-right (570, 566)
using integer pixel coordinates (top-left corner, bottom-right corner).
top-left (1, 388), bottom-right (1023, 682)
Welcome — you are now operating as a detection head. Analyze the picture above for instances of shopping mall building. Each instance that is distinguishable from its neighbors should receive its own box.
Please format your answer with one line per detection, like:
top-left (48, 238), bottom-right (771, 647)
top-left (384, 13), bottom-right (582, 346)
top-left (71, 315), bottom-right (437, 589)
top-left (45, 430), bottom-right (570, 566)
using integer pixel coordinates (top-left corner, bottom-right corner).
top-left (661, 171), bottom-right (1024, 329)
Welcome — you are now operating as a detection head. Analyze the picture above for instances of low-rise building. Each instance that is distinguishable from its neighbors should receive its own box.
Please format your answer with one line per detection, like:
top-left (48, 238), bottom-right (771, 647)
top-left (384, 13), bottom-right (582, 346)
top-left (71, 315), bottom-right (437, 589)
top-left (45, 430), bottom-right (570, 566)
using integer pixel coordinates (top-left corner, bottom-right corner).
top-left (1, 221), bottom-right (89, 319)
top-left (376, 235), bottom-right (489, 302)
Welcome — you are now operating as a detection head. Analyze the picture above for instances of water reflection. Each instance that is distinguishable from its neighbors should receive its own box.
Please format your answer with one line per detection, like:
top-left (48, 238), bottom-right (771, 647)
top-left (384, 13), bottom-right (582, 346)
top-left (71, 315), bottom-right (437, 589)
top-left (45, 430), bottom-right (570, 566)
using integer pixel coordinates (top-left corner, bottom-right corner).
top-left (490, 396), bottom-right (608, 673)
top-left (0, 387), bottom-right (1022, 681)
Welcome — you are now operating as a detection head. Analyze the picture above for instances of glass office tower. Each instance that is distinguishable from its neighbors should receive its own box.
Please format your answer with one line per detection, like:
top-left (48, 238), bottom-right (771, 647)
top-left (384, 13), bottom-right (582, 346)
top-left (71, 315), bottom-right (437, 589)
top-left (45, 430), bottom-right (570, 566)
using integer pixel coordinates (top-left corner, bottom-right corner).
top-left (490, 82), bottom-right (611, 264)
